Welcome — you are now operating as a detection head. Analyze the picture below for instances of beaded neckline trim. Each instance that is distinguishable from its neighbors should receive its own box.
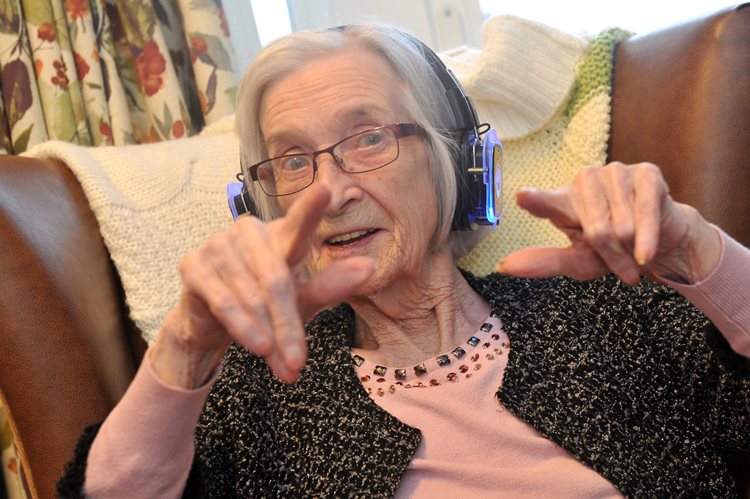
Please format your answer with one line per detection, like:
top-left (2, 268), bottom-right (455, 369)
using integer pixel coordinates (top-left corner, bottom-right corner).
top-left (352, 314), bottom-right (510, 395)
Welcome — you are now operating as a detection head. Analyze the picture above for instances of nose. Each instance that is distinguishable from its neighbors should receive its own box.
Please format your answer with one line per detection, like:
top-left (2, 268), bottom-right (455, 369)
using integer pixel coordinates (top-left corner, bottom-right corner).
top-left (315, 153), bottom-right (362, 214)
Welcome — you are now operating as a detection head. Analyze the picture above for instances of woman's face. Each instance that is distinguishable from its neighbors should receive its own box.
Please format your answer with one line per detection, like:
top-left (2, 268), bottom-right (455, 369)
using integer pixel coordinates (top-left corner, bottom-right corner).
top-left (259, 48), bottom-right (440, 292)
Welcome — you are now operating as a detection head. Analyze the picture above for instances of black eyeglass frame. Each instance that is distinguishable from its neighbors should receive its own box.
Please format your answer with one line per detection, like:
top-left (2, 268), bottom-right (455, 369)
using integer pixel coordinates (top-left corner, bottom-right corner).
top-left (245, 123), bottom-right (425, 197)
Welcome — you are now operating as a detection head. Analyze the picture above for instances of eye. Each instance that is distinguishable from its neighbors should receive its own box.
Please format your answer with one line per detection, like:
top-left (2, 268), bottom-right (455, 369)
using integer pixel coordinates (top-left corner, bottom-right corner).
top-left (280, 155), bottom-right (311, 171)
top-left (357, 130), bottom-right (384, 148)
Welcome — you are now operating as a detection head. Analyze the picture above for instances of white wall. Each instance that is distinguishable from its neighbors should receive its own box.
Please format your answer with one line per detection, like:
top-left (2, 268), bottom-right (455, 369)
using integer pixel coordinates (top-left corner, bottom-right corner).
top-left (222, 0), bottom-right (485, 75)
top-left (287, 0), bottom-right (485, 51)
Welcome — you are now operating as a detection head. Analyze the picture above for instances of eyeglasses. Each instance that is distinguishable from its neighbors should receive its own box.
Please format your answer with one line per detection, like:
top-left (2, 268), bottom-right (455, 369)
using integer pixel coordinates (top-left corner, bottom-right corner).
top-left (246, 123), bottom-right (425, 196)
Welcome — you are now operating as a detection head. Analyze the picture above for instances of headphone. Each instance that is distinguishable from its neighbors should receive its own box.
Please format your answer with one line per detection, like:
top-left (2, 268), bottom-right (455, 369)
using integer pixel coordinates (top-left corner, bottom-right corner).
top-left (228, 28), bottom-right (503, 231)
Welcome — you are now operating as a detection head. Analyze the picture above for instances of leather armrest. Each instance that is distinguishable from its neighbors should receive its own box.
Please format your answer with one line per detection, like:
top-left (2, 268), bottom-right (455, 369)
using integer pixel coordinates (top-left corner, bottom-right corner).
top-left (609, 3), bottom-right (750, 248)
top-left (0, 155), bottom-right (146, 499)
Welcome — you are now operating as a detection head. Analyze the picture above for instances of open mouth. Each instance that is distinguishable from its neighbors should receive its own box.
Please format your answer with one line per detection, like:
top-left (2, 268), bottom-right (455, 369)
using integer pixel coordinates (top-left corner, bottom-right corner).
top-left (326, 229), bottom-right (379, 247)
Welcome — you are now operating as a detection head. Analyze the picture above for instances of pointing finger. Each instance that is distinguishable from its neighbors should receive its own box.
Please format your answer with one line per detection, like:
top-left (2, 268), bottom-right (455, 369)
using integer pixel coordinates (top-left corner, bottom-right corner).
top-left (633, 164), bottom-right (668, 265)
top-left (274, 184), bottom-right (332, 265)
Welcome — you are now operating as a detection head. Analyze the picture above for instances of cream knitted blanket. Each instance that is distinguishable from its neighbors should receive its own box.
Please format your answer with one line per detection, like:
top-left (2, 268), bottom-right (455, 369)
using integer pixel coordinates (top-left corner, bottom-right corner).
top-left (24, 17), bottom-right (626, 343)
top-left (453, 17), bottom-right (628, 273)
top-left (24, 125), bottom-right (239, 343)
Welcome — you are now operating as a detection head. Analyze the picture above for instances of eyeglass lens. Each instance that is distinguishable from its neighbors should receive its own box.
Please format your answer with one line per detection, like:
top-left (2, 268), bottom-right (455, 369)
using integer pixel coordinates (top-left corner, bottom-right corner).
top-left (256, 126), bottom-right (399, 196)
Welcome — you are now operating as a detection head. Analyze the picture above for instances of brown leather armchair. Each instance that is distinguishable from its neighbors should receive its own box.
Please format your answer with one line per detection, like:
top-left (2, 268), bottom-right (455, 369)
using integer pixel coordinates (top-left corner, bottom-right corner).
top-left (1, 4), bottom-right (748, 498)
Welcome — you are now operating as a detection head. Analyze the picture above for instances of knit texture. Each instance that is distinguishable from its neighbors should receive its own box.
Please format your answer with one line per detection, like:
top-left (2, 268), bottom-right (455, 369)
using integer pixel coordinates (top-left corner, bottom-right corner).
top-left (456, 24), bottom-right (629, 275)
top-left (24, 18), bottom-right (627, 342)
top-left (23, 122), bottom-right (238, 343)
top-left (195, 274), bottom-right (750, 497)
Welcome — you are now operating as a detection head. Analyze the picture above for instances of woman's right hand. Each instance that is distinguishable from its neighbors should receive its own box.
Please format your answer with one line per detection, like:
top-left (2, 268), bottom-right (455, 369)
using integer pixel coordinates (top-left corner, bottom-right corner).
top-left (150, 185), bottom-right (375, 388)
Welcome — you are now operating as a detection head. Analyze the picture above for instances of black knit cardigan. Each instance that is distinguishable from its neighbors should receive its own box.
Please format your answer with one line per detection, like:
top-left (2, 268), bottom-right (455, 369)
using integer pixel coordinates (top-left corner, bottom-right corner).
top-left (58, 272), bottom-right (750, 498)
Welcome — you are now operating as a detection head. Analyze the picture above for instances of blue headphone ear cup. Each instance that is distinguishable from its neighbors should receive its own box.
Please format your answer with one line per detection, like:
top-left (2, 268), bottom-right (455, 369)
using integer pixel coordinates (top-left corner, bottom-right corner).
top-left (227, 182), bottom-right (256, 221)
top-left (450, 128), bottom-right (503, 230)
top-left (483, 129), bottom-right (503, 225)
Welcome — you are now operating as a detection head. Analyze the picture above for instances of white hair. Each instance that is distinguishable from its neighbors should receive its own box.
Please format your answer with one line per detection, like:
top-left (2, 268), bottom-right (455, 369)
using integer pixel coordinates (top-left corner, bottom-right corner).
top-left (235, 23), bottom-right (486, 256)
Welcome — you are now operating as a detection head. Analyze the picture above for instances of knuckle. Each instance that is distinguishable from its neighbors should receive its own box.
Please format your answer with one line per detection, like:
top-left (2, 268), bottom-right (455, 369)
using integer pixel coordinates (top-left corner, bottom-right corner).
top-left (209, 291), bottom-right (241, 318)
top-left (637, 162), bottom-right (663, 181)
top-left (576, 165), bottom-right (599, 182)
top-left (606, 160), bottom-right (626, 169)
top-left (584, 223), bottom-right (614, 248)
top-left (613, 223), bottom-right (635, 243)
top-left (637, 163), bottom-right (669, 194)
top-left (637, 161), bottom-right (659, 173)
top-left (179, 251), bottom-right (201, 277)
top-left (244, 294), bottom-right (268, 316)
top-left (205, 232), bottom-right (229, 255)
top-left (264, 271), bottom-right (293, 297)
top-left (237, 214), bottom-right (267, 236)
top-left (606, 161), bottom-right (627, 174)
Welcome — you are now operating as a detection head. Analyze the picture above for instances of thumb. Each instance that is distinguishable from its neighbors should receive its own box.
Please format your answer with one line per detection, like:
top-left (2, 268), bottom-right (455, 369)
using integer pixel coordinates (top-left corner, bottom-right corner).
top-left (297, 257), bottom-right (375, 321)
top-left (499, 246), bottom-right (608, 281)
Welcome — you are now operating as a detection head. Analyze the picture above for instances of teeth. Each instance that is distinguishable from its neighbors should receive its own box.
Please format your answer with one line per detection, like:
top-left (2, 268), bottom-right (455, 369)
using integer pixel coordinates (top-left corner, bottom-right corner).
top-left (328, 230), bottom-right (372, 245)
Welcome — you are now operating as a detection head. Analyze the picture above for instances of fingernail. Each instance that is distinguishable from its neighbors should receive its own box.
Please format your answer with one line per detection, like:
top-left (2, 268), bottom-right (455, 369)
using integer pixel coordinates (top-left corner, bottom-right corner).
top-left (635, 252), bottom-right (647, 266)
top-left (496, 259), bottom-right (505, 273)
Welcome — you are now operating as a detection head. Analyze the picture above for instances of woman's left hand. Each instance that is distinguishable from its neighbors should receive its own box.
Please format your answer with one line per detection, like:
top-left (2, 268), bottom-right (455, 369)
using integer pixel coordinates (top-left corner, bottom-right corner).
top-left (499, 161), bottom-right (722, 285)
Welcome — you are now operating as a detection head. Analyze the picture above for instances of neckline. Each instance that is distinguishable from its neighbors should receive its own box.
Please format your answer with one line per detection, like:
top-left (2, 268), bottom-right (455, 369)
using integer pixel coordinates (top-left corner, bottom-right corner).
top-left (351, 314), bottom-right (504, 383)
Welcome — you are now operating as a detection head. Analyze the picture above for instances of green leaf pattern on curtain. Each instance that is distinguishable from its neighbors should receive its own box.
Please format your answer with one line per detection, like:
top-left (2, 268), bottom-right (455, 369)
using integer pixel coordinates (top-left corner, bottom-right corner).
top-left (154, 0), bottom-right (204, 132)
top-left (21, 0), bottom-right (90, 144)
top-left (103, 0), bottom-right (153, 142)
top-left (0, 0), bottom-right (49, 153)
top-left (114, 0), bottom-right (195, 141)
top-left (0, 0), bottom-right (238, 153)
top-left (180, 0), bottom-right (237, 125)
top-left (64, 0), bottom-right (114, 145)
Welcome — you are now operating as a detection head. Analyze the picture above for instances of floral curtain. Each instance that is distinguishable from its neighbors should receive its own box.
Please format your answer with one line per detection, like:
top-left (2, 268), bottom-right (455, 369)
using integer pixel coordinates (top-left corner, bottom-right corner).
top-left (0, 0), bottom-right (239, 154)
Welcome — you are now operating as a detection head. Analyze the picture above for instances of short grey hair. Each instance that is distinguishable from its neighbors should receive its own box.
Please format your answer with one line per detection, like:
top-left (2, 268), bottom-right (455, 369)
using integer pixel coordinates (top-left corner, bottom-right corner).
top-left (235, 23), bottom-right (484, 255)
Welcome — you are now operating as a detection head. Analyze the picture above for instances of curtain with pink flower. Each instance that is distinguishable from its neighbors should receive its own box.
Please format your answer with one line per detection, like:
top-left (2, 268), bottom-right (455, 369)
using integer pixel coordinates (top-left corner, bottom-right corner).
top-left (0, 0), bottom-right (238, 154)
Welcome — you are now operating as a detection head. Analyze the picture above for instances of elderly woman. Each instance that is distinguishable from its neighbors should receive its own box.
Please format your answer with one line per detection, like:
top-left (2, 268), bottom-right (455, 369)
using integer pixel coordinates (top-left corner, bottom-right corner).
top-left (59, 24), bottom-right (750, 498)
